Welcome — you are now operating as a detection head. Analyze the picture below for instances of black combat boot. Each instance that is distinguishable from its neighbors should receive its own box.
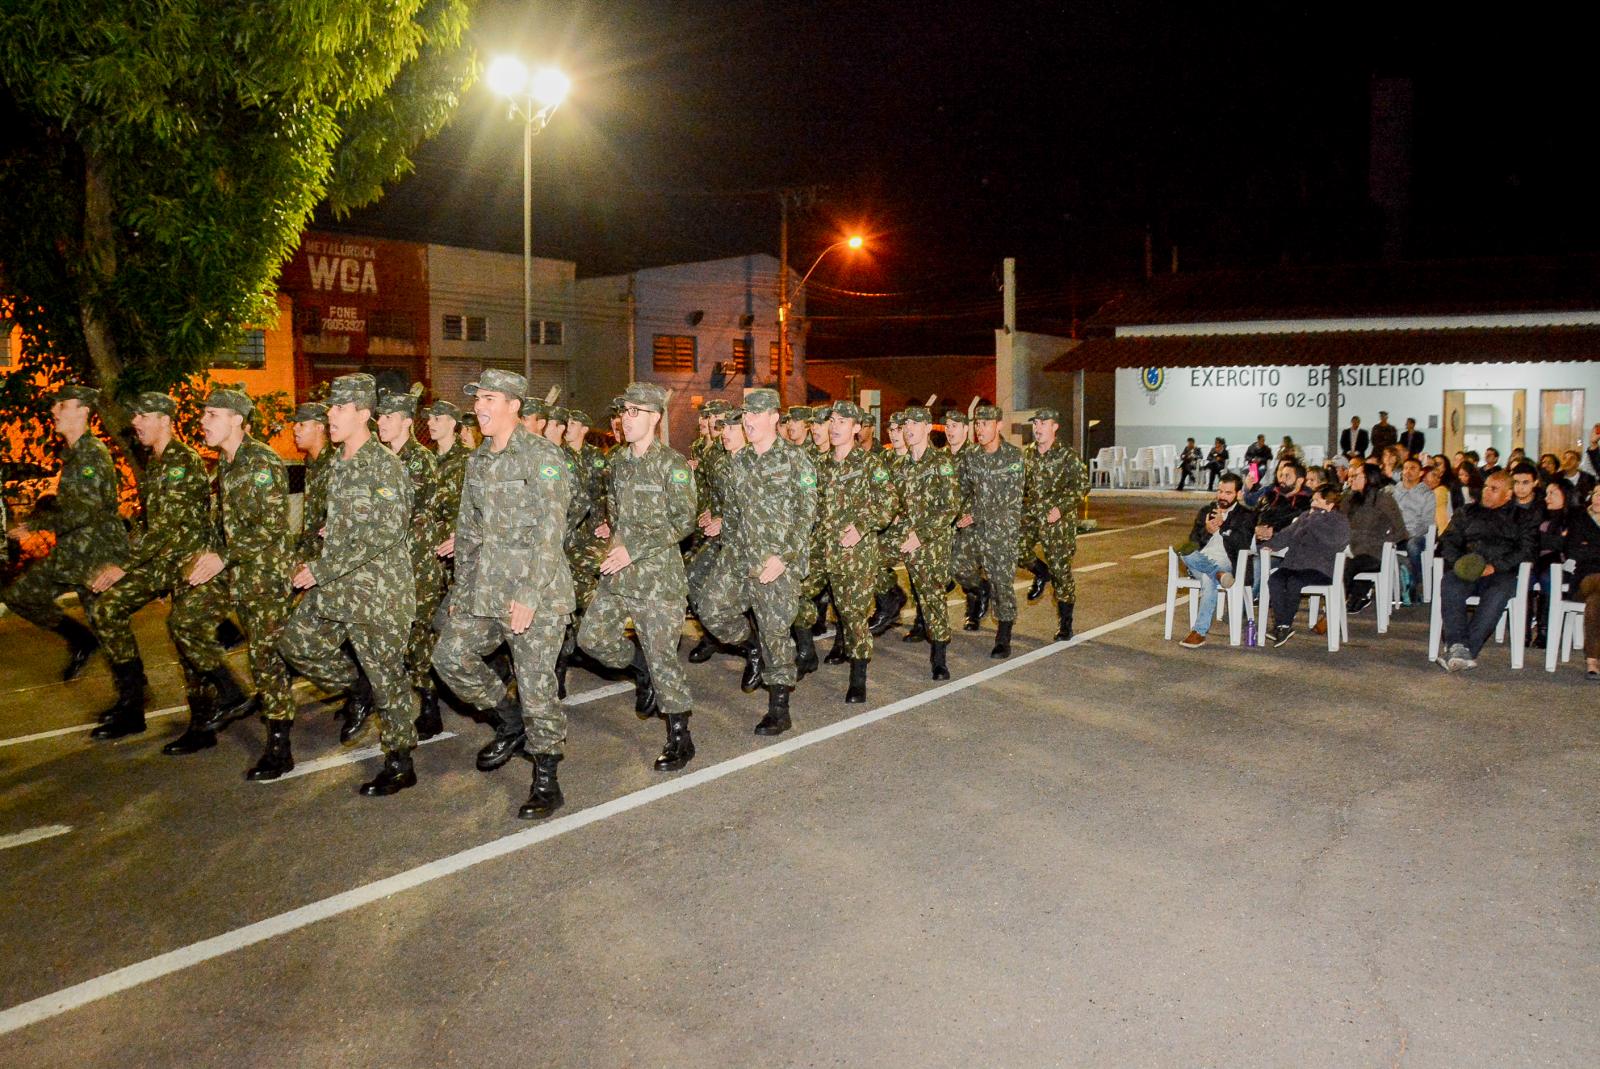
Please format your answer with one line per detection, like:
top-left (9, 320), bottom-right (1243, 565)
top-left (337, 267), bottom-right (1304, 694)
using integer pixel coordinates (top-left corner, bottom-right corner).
top-left (975, 580), bottom-right (992, 625)
top-left (555, 624), bottom-right (577, 699)
top-left (1026, 558), bottom-right (1051, 602)
top-left (754, 685), bottom-right (792, 736)
top-left (687, 633), bottom-right (720, 663)
top-left (91, 659), bottom-right (147, 740)
top-left (246, 719), bottom-right (294, 781)
top-left (823, 626), bottom-right (847, 665)
top-left (1055, 601), bottom-right (1075, 642)
top-left (192, 665), bottom-right (253, 733)
top-left (844, 658), bottom-right (868, 704)
top-left (654, 713), bottom-right (695, 771)
top-left (929, 640), bottom-right (950, 681)
top-left (163, 660), bottom-right (218, 755)
top-left (901, 600), bottom-right (928, 642)
top-left (631, 646), bottom-right (659, 720)
top-left (415, 686), bottom-right (443, 740)
top-left (519, 753), bottom-right (564, 819)
top-left (54, 618), bottom-right (99, 682)
top-left (867, 584), bottom-right (906, 637)
top-left (793, 625), bottom-right (818, 678)
top-left (359, 750), bottom-right (417, 796)
top-left (476, 691), bottom-right (526, 772)
top-left (810, 590), bottom-right (831, 636)
top-left (339, 669), bottom-right (375, 743)
top-left (739, 638), bottom-right (765, 693)
top-left (1527, 592), bottom-right (1546, 649)
top-left (990, 620), bottom-right (1013, 659)
top-left (962, 588), bottom-right (982, 631)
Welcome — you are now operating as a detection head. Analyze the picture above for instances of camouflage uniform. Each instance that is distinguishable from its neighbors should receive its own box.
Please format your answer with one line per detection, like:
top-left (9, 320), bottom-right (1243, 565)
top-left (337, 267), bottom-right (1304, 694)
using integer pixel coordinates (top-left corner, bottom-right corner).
top-left (396, 432), bottom-right (444, 692)
top-left (279, 430), bottom-right (416, 751)
top-left (686, 431), bottom-right (734, 607)
top-left (293, 403), bottom-right (333, 562)
top-left (432, 421), bottom-right (575, 755)
top-left (578, 435), bottom-right (697, 714)
top-left (815, 434), bottom-right (895, 660)
top-left (888, 434), bottom-right (961, 643)
top-left (946, 413), bottom-right (982, 590)
top-left (697, 424), bottom-right (817, 689)
top-left (793, 416), bottom-right (834, 633)
top-left (1022, 435), bottom-right (1090, 607)
top-left (953, 416), bottom-right (1026, 625)
top-left (565, 436), bottom-right (609, 610)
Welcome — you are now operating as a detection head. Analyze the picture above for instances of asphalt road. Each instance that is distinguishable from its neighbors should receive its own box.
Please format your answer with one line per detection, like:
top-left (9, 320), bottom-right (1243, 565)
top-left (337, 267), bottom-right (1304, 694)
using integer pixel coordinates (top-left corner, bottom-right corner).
top-left (1, 499), bottom-right (1595, 1068)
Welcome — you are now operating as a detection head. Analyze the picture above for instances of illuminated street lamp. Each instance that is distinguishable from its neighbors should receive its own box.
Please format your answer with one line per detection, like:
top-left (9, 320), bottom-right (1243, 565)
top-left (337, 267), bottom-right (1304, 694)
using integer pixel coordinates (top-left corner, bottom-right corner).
top-left (777, 234), bottom-right (866, 406)
top-left (488, 57), bottom-right (570, 382)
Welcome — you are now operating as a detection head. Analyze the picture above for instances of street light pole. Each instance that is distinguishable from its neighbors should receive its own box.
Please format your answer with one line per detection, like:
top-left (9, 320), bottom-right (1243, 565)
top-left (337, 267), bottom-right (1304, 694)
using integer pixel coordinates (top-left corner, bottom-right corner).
top-left (523, 116), bottom-right (534, 384)
top-left (779, 233), bottom-right (865, 409)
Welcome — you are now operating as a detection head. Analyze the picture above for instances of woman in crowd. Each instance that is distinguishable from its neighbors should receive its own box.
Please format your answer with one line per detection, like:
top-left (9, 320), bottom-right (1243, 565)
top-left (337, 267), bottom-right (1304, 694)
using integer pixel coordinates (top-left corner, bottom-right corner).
top-left (1204, 437), bottom-right (1229, 490)
top-left (1452, 460), bottom-right (1482, 510)
top-left (1263, 486), bottom-right (1350, 647)
top-left (1340, 462), bottom-right (1408, 613)
top-left (1562, 484), bottom-right (1600, 680)
top-left (1425, 460), bottom-right (1453, 532)
top-left (1528, 479), bottom-right (1573, 648)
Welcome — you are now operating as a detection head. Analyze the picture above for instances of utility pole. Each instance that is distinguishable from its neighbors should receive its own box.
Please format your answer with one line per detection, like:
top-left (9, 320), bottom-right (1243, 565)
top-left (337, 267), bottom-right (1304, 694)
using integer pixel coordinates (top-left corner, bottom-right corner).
top-left (775, 186), bottom-right (821, 409)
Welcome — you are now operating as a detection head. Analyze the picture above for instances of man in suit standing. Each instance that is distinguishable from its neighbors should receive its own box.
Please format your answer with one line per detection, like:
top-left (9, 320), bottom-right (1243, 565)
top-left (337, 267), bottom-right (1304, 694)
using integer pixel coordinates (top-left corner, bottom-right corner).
top-left (1399, 417), bottom-right (1425, 457)
top-left (1340, 416), bottom-right (1369, 457)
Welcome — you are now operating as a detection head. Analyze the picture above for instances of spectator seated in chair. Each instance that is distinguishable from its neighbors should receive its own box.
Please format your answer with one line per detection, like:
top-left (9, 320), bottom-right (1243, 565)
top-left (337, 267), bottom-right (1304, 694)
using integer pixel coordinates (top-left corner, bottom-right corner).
top-left (1262, 486), bottom-right (1350, 647)
top-left (1243, 434), bottom-right (1274, 473)
top-left (1340, 461), bottom-right (1409, 613)
top-left (1434, 471), bottom-right (1537, 672)
top-left (1176, 473), bottom-right (1255, 648)
top-left (1176, 437), bottom-right (1203, 491)
top-left (1204, 437), bottom-right (1229, 490)
top-left (1559, 449), bottom-right (1597, 502)
top-left (1388, 457), bottom-right (1435, 604)
top-left (1563, 484), bottom-right (1600, 679)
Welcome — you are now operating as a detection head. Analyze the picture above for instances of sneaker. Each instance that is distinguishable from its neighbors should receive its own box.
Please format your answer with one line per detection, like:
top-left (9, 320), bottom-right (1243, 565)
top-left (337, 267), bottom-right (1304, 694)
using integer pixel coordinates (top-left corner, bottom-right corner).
top-left (1179, 630), bottom-right (1207, 648)
top-left (1445, 644), bottom-right (1472, 672)
top-left (1348, 590), bottom-right (1374, 614)
top-left (1269, 625), bottom-right (1295, 647)
top-left (1218, 572), bottom-right (1235, 590)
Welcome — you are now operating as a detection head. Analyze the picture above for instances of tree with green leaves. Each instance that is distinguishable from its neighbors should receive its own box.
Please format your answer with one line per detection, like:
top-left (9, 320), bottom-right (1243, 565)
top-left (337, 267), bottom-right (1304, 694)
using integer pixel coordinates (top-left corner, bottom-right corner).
top-left (0, 0), bottom-right (475, 446)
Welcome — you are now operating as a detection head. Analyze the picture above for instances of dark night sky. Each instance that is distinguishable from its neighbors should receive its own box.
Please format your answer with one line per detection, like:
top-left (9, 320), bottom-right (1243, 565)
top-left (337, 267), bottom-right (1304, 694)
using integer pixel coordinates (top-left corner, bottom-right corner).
top-left (321, 2), bottom-right (1600, 355)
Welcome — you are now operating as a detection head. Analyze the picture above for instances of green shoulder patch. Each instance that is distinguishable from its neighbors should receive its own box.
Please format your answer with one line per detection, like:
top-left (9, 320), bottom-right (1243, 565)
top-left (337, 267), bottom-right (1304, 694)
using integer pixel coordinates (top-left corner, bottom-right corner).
top-left (799, 471), bottom-right (817, 487)
top-left (939, 463), bottom-right (955, 476)
top-left (376, 486), bottom-right (395, 499)
top-left (253, 470), bottom-right (272, 486)
top-left (593, 457), bottom-right (607, 469)
top-left (540, 464), bottom-right (562, 480)
top-left (81, 466), bottom-right (96, 479)
top-left (671, 468), bottom-right (690, 484)
top-left (1008, 462), bottom-right (1024, 472)
top-left (167, 466), bottom-right (186, 481)
top-left (872, 467), bottom-right (889, 483)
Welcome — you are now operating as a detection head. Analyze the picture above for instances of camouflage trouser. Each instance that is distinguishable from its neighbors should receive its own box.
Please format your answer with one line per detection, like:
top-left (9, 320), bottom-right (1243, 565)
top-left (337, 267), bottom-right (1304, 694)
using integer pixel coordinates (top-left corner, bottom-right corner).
top-left (792, 525), bottom-right (830, 630)
top-left (168, 563), bottom-right (292, 716)
top-left (433, 610), bottom-right (568, 755)
top-left (685, 537), bottom-right (721, 609)
top-left (950, 524), bottom-right (981, 594)
top-left (698, 558), bottom-right (801, 688)
top-left (823, 542), bottom-right (880, 661)
top-left (1, 553), bottom-right (99, 633)
top-left (579, 589), bottom-right (692, 716)
top-left (88, 557), bottom-right (214, 667)
top-left (566, 536), bottom-right (605, 611)
top-left (1036, 519), bottom-right (1079, 606)
top-left (279, 594), bottom-right (417, 754)
top-left (953, 521), bottom-right (1021, 622)
top-left (405, 566), bottom-right (446, 693)
top-left (875, 531), bottom-right (901, 596)
top-left (902, 531), bottom-right (954, 643)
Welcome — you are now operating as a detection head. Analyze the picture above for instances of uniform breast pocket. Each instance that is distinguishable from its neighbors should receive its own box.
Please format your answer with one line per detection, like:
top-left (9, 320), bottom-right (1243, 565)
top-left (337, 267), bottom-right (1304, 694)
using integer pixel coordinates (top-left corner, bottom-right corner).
top-left (484, 479), bottom-right (533, 528)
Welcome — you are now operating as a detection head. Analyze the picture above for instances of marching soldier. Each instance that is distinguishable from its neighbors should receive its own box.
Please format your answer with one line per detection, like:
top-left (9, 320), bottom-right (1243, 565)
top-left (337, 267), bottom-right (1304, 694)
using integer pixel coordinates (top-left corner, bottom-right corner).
top-left (686, 405), bottom-right (742, 663)
top-left (696, 388), bottom-right (817, 736)
top-left (432, 368), bottom-right (577, 820)
top-left (177, 388), bottom-right (293, 762)
top-left (783, 406), bottom-right (813, 447)
top-left (1022, 408), bottom-right (1090, 641)
top-left (2, 385), bottom-right (125, 680)
top-left (866, 410), bottom-right (910, 636)
top-left (84, 392), bottom-right (213, 742)
top-left (426, 400), bottom-right (471, 542)
top-left (563, 408), bottom-right (609, 611)
top-left (887, 406), bottom-right (961, 679)
top-left (953, 404), bottom-right (1026, 658)
top-left (290, 402), bottom-right (331, 561)
top-left (457, 412), bottom-right (481, 451)
top-left (806, 407), bottom-right (830, 456)
top-left (520, 397), bottom-right (548, 437)
top-left (946, 407), bottom-right (984, 627)
top-left (277, 374), bottom-right (418, 795)
top-left (577, 383), bottom-right (699, 770)
top-left (813, 401), bottom-right (894, 703)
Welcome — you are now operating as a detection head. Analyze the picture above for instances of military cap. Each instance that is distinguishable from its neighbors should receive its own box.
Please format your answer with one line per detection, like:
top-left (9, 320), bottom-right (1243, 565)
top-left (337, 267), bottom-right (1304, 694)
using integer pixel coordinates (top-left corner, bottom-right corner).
top-left (327, 373), bottom-right (378, 411)
top-left (460, 412), bottom-right (479, 428)
top-left (203, 387), bottom-right (254, 417)
top-left (289, 401), bottom-right (328, 423)
top-left (1453, 552), bottom-right (1488, 582)
top-left (787, 405), bottom-right (814, 422)
top-left (566, 408), bottom-right (592, 426)
top-left (376, 390), bottom-right (420, 417)
top-left (128, 391), bottom-right (177, 417)
top-left (777, 410), bottom-right (791, 424)
top-left (830, 400), bottom-right (867, 422)
top-left (427, 400), bottom-right (461, 421)
top-left (548, 406), bottom-right (570, 426)
top-left (888, 410), bottom-right (908, 426)
top-left (52, 384), bottom-right (100, 408)
top-left (944, 408), bottom-right (970, 425)
top-left (464, 367), bottom-right (527, 400)
top-left (902, 405), bottom-right (932, 423)
top-left (742, 388), bottom-right (780, 413)
top-left (698, 399), bottom-right (728, 415)
top-left (522, 398), bottom-right (549, 419)
top-left (714, 406), bottom-right (744, 425)
top-left (609, 396), bottom-right (626, 415)
top-left (1030, 407), bottom-right (1061, 423)
top-left (621, 381), bottom-right (669, 413)
top-left (972, 404), bottom-right (1003, 421)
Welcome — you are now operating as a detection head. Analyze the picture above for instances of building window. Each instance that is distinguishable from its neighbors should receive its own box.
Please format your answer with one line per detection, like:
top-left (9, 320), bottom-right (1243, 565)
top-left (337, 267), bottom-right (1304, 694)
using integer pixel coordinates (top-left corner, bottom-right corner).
top-left (728, 338), bottom-right (750, 374)
top-left (652, 334), bottom-right (696, 373)
top-left (297, 305), bottom-right (322, 336)
top-left (369, 310), bottom-right (414, 340)
top-left (466, 315), bottom-right (487, 342)
top-left (442, 314), bottom-right (463, 341)
top-left (770, 340), bottom-right (787, 378)
top-left (211, 328), bottom-right (266, 369)
top-left (531, 319), bottom-right (563, 345)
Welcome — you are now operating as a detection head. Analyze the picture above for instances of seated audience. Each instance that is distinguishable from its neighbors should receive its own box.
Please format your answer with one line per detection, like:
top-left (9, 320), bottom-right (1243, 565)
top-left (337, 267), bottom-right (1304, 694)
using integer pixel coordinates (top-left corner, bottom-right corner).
top-left (1205, 437), bottom-right (1229, 490)
top-left (1389, 457), bottom-right (1436, 604)
top-left (1434, 471), bottom-right (1537, 672)
top-left (1529, 477), bottom-right (1573, 648)
top-left (1176, 437), bottom-right (1202, 491)
top-left (1243, 434), bottom-right (1274, 478)
top-left (1341, 462), bottom-right (1409, 612)
top-left (1176, 473), bottom-right (1256, 649)
top-left (1563, 485), bottom-right (1600, 679)
top-left (1263, 487), bottom-right (1350, 646)
top-left (1559, 449), bottom-right (1596, 501)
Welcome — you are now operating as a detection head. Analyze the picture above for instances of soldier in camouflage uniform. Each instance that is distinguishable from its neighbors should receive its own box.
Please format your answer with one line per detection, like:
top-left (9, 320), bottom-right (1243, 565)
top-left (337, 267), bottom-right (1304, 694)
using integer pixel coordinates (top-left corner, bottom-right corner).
top-left (563, 409), bottom-right (609, 611)
top-left (697, 388), bottom-right (817, 736)
top-left (290, 402), bottom-right (331, 561)
top-left (782, 405), bottom-right (812, 446)
top-left (887, 406), bottom-right (961, 679)
top-left (1021, 408), bottom-right (1090, 641)
top-left (376, 386), bottom-right (447, 739)
top-left (432, 368), bottom-right (577, 820)
top-left (3, 385), bottom-right (125, 681)
top-left (866, 410), bottom-right (911, 637)
top-left (807, 407), bottom-right (831, 456)
top-left (945, 408), bottom-right (985, 629)
top-left (577, 383), bottom-right (700, 770)
top-left (427, 399), bottom-right (471, 582)
top-left (685, 406), bottom-right (742, 663)
top-left (520, 397), bottom-right (549, 437)
top-left (953, 404), bottom-right (1027, 658)
top-left (276, 374), bottom-right (418, 796)
top-left (813, 401), bottom-right (895, 703)
top-left (177, 388), bottom-right (294, 762)
top-left (85, 392), bottom-right (217, 744)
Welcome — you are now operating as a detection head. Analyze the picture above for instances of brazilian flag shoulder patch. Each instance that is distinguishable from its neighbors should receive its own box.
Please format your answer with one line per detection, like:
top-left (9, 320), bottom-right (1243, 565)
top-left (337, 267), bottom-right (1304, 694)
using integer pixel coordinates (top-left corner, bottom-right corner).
top-left (81, 466), bottom-right (97, 479)
top-left (939, 463), bottom-right (955, 476)
top-left (671, 468), bottom-right (690, 484)
top-left (253, 470), bottom-right (272, 486)
top-left (799, 471), bottom-right (817, 487)
top-left (540, 464), bottom-right (562, 480)
top-left (872, 467), bottom-right (889, 483)
top-left (167, 466), bottom-right (186, 481)
top-left (376, 486), bottom-right (395, 499)
top-left (594, 457), bottom-right (607, 469)
top-left (1008, 462), bottom-right (1024, 472)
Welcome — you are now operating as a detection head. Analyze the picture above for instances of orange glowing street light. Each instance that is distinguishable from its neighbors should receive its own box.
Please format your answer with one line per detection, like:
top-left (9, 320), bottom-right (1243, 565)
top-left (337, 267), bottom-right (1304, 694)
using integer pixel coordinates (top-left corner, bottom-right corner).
top-left (778, 234), bottom-right (867, 405)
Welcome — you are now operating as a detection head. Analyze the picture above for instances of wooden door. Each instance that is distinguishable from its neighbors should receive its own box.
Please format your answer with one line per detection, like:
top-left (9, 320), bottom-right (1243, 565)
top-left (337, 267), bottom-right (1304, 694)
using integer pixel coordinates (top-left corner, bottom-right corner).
top-left (1540, 389), bottom-right (1585, 458)
top-left (1511, 389), bottom-right (1527, 452)
top-left (1441, 390), bottom-right (1467, 458)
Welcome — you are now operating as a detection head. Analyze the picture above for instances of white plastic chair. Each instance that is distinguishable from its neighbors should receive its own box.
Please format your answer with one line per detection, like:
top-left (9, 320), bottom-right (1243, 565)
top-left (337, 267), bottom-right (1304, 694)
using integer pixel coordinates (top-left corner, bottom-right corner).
top-left (1125, 447), bottom-right (1156, 488)
top-left (1164, 546), bottom-right (1255, 645)
top-left (1545, 560), bottom-right (1587, 673)
top-left (1350, 542), bottom-right (1400, 634)
top-left (1227, 445), bottom-right (1246, 472)
top-left (1090, 448), bottom-right (1115, 488)
top-left (1427, 557), bottom-right (1533, 669)
top-left (1420, 524), bottom-right (1437, 603)
top-left (1303, 444), bottom-right (1326, 468)
top-left (1158, 444), bottom-right (1179, 486)
top-left (1301, 550), bottom-right (1351, 652)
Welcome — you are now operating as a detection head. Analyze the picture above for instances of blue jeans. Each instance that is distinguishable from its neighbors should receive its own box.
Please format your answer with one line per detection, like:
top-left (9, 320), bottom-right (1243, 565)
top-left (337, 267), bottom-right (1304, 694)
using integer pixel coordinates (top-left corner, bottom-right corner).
top-left (1180, 550), bottom-right (1231, 636)
top-left (1402, 534), bottom-right (1428, 603)
top-left (1440, 570), bottom-right (1519, 657)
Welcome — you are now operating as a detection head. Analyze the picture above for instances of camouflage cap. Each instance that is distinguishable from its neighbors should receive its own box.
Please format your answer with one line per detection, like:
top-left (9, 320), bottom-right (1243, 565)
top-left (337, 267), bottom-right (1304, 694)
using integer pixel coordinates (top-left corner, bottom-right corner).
top-left (742, 387), bottom-right (780, 414)
top-left (830, 400), bottom-right (867, 422)
top-left (289, 401), bottom-right (329, 423)
top-left (622, 382), bottom-right (668, 413)
top-left (608, 396), bottom-right (626, 415)
top-left (376, 390), bottom-right (420, 417)
top-left (777, 410), bottom-right (791, 424)
top-left (566, 408), bottom-right (592, 426)
top-left (902, 405), bottom-right (932, 423)
top-left (1030, 407), bottom-right (1061, 423)
top-left (548, 406), bottom-right (570, 425)
top-left (973, 404), bottom-right (1003, 421)
top-left (128, 391), bottom-right (177, 417)
top-left (464, 367), bottom-right (527, 400)
top-left (786, 405), bottom-right (814, 422)
top-left (328, 373), bottom-right (378, 411)
top-left (203, 387), bottom-right (253, 417)
top-left (52, 384), bottom-right (100, 408)
top-left (715, 406), bottom-right (745, 425)
top-left (522, 398), bottom-right (549, 419)
top-left (427, 400), bottom-right (461, 421)
top-left (460, 412), bottom-right (479, 428)
top-left (698, 398), bottom-right (728, 415)
top-left (888, 410), bottom-right (908, 426)
top-left (944, 408), bottom-right (970, 425)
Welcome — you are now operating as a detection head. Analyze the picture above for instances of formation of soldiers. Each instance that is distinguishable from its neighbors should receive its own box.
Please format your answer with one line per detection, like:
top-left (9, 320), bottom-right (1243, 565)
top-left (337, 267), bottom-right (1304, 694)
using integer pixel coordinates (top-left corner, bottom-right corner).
top-left (2, 376), bottom-right (1089, 819)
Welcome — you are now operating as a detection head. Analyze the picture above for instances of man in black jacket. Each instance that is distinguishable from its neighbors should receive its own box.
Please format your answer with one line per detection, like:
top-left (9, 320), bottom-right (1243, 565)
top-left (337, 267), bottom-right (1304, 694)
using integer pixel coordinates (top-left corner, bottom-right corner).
top-left (1436, 471), bottom-right (1537, 671)
top-left (1369, 411), bottom-right (1399, 454)
top-left (1340, 416), bottom-right (1369, 458)
top-left (1398, 418), bottom-right (1425, 457)
top-left (1176, 474), bottom-right (1255, 648)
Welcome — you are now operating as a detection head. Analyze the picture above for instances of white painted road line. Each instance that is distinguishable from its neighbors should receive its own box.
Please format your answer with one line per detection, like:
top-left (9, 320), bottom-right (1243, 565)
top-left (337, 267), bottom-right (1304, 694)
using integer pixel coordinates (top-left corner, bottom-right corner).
top-left (1075, 562), bottom-right (1119, 573)
top-left (0, 705), bottom-right (189, 750)
top-left (563, 681), bottom-right (634, 707)
top-left (1129, 548), bottom-right (1170, 560)
top-left (275, 733), bottom-right (457, 782)
top-left (1077, 516), bottom-right (1173, 538)
top-left (0, 601), bottom-right (1164, 1037)
top-left (0, 824), bottom-right (73, 852)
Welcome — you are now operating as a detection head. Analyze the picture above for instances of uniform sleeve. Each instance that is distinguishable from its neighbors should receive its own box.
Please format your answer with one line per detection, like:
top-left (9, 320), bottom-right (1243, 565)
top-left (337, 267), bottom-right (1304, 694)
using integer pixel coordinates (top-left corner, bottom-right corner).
top-left (860, 454), bottom-right (896, 533)
top-left (1022, 451), bottom-right (1043, 527)
top-left (562, 453), bottom-right (588, 536)
top-left (776, 453), bottom-right (818, 566)
top-left (453, 463), bottom-right (483, 597)
top-left (33, 442), bottom-right (120, 537)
